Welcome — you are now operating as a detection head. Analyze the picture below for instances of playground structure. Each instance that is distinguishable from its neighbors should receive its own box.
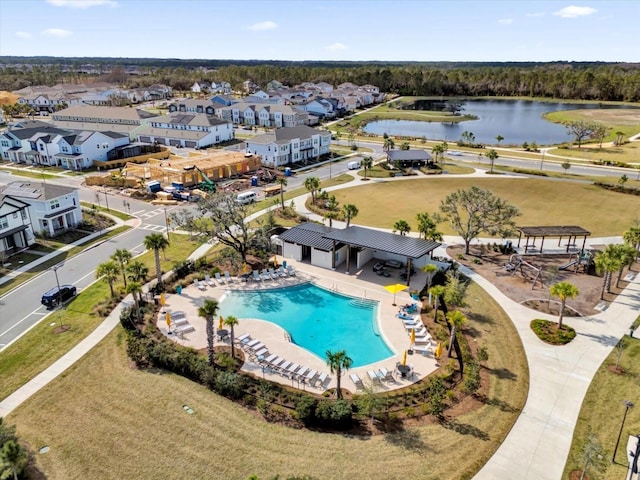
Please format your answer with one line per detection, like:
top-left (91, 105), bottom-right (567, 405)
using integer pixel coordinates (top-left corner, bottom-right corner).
top-left (517, 226), bottom-right (591, 254)
top-left (558, 249), bottom-right (595, 274)
top-left (501, 254), bottom-right (544, 290)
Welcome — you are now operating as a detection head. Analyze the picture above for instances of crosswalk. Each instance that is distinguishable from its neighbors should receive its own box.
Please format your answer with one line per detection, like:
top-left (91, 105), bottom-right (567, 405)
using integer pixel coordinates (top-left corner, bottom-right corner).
top-left (131, 208), bottom-right (168, 220)
top-left (137, 224), bottom-right (167, 232)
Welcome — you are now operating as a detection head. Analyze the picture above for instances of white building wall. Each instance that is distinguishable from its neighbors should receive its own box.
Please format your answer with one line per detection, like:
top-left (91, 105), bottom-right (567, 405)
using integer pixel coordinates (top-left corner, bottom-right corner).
top-left (334, 244), bottom-right (348, 267)
top-left (282, 242), bottom-right (302, 261)
top-left (311, 248), bottom-right (332, 269)
top-left (357, 248), bottom-right (374, 269)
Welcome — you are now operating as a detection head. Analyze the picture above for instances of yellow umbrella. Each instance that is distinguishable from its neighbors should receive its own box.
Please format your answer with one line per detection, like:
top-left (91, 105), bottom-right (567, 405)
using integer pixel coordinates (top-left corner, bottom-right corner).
top-left (166, 312), bottom-right (171, 329)
top-left (402, 350), bottom-right (407, 366)
top-left (273, 256), bottom-right (278, 268)
top-left (410, 328), bottom-right (416, 344)
top-left (384, 283), bottom-right (409, 306)
top-left (435, 342), bottom-right (442, 359)
top-left (242, 262), bottom-right (248, 274)
top-left (160, 292), bottom-right (165, 306)
top-left (219, 316), bottom-right (224, 329)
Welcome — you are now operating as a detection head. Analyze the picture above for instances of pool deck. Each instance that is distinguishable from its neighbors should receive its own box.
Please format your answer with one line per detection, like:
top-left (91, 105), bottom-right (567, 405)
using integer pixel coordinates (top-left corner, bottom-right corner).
top-left (157, 259), bottom-right (439, 394)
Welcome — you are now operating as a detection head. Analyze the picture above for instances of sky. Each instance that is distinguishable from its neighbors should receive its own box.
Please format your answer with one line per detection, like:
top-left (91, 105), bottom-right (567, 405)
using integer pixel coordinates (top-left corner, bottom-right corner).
top-left (0, 0), bottom-right (638, 63)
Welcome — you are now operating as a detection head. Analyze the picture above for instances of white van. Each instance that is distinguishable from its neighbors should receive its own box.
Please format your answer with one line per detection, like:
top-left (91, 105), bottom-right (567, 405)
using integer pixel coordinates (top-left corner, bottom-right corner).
top-left (347, 161), bottom-right (361, 170)
top-left (236, 191), bottom-right (257, 204)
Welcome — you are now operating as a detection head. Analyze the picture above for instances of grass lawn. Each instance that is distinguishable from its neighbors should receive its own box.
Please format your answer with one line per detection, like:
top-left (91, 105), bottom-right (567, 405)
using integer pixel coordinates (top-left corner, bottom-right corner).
top-left (0, 234), bottom-right (201, 401)
top-left (80, 202), bottom-right (133, 221)
top-left (7, 282), bottom-right (527, 480)
top-left (562, 336), bottom-right (640, 479)
top-left (330, 177), bottom-right (640, 237)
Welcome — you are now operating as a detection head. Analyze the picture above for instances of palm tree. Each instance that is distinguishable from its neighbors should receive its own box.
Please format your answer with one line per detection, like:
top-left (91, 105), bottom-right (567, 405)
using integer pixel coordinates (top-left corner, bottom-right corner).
top-left (325, 349), bottom-right (352, 400)
top-left (96, 260), bottom-right (120, 298)
top-left (144, 233), bottom-right (169, 290)
top-left (393, 219), bottom-right (410, 236)
top-left (223, 315), bottom-right (239, 360)
top-left (125, 281), bottom-right (143, 322)
top-left (416, 212), bottom-right (442, 241)
top-left (549, 281), bottom-right (579, 329)
top-left (429, 285), bottom-right (446, 321)
top-left (362, 156), bottom-right (373, 180)
top-left (383, 136), bottom-right (395, 152)
top-left (111, 248), bottom-right (132, 287)
top-left (496, 134), bottom-right (504, 145)
top-left (485, 148), bottom-right (499, 174)
top-left (595, 245), bottom-right (622, 298)
top-left (623, 226), bottom-right (640, 261)
top-left (276, 176), bottom-right (287, 209)
top-left (431, 144), bottom-right (444, 164)
top-left (342, 204), bottom-right (359, 228)
top-left (616, 244), bottom-right (637, 287)
top-left (446, 310), bottom-right (467, 357)
top-left (422, 264), bottom-right (439, 302)
top-left (198, 299), bottom-right (219, 366)
top-left (304, 176), bottom-right (320, 205)
top-left (126, 260), bottom-right (149, 283)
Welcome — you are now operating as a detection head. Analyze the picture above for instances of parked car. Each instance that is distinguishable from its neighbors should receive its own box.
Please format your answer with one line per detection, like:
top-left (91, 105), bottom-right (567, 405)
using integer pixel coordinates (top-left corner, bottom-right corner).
top-left (41, 285), bottom-right (77, 309)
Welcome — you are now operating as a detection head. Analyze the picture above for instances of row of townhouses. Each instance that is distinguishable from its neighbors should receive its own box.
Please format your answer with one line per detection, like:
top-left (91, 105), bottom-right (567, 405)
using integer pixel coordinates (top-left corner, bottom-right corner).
top-left (245, 125), bottom-right (331, 168)
top-left (0, 181), bottom-right (82, 254)
top-left (13, 83), bottom-right (173, 113)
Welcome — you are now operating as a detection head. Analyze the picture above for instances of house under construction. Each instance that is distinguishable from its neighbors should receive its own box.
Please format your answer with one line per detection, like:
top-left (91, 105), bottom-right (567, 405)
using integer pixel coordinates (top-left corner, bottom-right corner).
top-left (122, 150), bottom-right (262, 188)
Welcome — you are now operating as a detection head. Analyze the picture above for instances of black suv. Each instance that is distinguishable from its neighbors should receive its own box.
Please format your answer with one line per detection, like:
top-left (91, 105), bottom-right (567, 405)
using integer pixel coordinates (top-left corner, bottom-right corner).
top-left (41, 285), bottom-right (77, 308)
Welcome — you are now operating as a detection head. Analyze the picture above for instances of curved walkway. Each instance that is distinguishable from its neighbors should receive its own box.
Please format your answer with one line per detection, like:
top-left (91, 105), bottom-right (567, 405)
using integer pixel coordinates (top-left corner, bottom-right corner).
top-left (2, 168), bottom-right (639, 480)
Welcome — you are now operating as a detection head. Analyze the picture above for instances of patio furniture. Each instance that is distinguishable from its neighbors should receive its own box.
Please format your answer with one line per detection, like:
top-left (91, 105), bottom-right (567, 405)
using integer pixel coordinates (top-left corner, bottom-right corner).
top-left (278, 360), bottom-right (292, 374)
top-left (350, 373), bottom-right (364, 390)
top-left (204, 274), bottom-right (216, 287)
top-left (217, 329), bottom-right (229, 341)
top-left (268, 268), bottom-right (278, 280)
top-left (315, 372), bottom-right (329, 389)
top-left (276, 266), bottom-right (288, 277)
top-left (379, 367), bottom-right (395, 383)
top-left (262, 353), bottom-right (278, 365)
top-left (215, 272), bottom-right (226, 284)
top-left (235, 333), bottom-right (250, 344)
top-left (295, 366), bottom-right (309, 380)
top-left (396, 363), bottom-right (411, 378)
top-left (367, 370), bottom-right (382, 384)
top-left (284, 363), bottom-right (300, 378)
top-left (252, 348), bottom-right (268, 359)
top-left (170, 311), bottom-right (186, 319)
top-left (243, 339), bottom-right (260, 350)
top-left (171, 317), bottom-right (189, 327)
top-left (286, 265), bottom-right (296, 276)
top-left (252, 270), bottom-right (262, 282)
top-left (261, 269), bottom-right (271, 281)
top-left (224, 271), bottom-right (234, 283)
top-left (194, 279), bottom-right (206, 291)
top-left (304, 369), bottom-right (318, 385)
top-left (174, 324), bottom-right (195, 335)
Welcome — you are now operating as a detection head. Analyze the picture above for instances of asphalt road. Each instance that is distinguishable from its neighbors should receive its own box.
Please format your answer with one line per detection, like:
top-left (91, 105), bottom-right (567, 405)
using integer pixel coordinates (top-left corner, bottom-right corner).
top-left (0, 172), bottom-right (180, 349)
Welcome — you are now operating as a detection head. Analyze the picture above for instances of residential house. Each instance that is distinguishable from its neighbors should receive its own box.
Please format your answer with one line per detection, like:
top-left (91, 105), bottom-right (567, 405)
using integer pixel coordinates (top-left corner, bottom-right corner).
top-left (210, 81), bottom-right (232, 94)
top-left (50, 105), bottom-right (158, 136)
top-left (136, 112), bottom-right (234, 148)
top-left (169, 99), bottom-right (218, 115)
top-left (217, 102), bottom-right (308, 127)
top-left (211, 94), bottom-right (236, 106)
top-left (0, 181), bottom-right (82, 237)
top-left (297, 97), bottom-right (336, 118)
top-left (191, 82), bottom-right (211, 94)
top-left (1, 123), bottom-right (130, 169)
top-left (0, 194), bottom-right (35, 255)
top-left (245, 126), bottom-right (331, 168)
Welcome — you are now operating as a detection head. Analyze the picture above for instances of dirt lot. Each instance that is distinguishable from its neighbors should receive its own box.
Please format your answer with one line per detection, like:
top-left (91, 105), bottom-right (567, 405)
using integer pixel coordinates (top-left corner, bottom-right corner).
top-left (447, 244), bottom-right (636, 318)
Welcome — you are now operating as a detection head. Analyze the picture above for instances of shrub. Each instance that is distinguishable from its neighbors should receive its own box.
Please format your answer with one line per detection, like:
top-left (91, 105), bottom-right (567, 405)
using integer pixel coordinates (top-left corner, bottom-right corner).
top-left (530, 319), bottom-right (576, 345)
top-left (316, 400), bottom-right (353, 429)
top-left (295, 395), bottom-right (318, 425)
top-left (464, 361), bottom-right (481, 394)
top-left (477, 344), bottom-right (489, 362)
top-left (427, 375), bottom-right (447, 416)
top-left (214, 371), bottom-right (246, 399)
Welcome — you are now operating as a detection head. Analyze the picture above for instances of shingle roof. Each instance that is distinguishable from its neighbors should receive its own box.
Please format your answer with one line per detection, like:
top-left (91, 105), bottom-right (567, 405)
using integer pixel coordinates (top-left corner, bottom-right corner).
top-left (0, 180), bottom-right (78, 201)
top-left (323, 226), bottom-right (441, 259)
top-left (518, 226), bottom-right (591, 237)
top-left (387, 150), bottom-right (433, 161)
top-left (278, 222), bottom-right (336, 251)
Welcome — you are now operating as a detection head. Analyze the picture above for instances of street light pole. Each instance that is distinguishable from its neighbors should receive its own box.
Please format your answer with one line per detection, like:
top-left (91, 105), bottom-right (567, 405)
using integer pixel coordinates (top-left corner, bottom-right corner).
top-left (51, 264), bottom-right (65, 329)
top-left (540, 149), bottom-right (545, 171)
top-left (164, 207), bottom-right (170, 245)
top-left (612, 399), bottom-right (634, 463)
top-left (103, 187), bottom-right (110, 211)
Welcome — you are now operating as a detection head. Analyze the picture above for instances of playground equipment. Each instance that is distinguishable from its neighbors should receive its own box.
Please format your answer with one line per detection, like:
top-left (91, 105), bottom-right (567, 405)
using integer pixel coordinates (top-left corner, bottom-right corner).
top-left (558, 249), bottom-right (594, 273)
top-left (502, 254), bottom-right (544, 290)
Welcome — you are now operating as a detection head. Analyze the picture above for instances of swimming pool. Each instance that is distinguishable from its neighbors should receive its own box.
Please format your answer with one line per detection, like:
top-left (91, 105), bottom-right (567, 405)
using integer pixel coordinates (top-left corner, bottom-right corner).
top-left (217, 283), bottom-right (393, 368)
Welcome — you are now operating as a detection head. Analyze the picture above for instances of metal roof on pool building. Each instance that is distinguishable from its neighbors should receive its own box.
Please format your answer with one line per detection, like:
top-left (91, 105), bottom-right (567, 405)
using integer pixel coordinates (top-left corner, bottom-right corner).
top-left (280, 223), bottom-right (441, 259)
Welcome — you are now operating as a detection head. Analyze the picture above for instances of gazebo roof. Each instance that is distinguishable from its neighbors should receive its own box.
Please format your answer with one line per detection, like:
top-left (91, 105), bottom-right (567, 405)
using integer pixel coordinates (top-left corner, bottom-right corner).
top-left (517, 226), bottom-right (591, 237)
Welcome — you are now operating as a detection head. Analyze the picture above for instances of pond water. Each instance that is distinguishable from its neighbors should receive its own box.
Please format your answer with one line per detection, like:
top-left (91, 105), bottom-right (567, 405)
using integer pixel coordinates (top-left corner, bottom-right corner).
top-left (363, 99), bottom-right (636, 146)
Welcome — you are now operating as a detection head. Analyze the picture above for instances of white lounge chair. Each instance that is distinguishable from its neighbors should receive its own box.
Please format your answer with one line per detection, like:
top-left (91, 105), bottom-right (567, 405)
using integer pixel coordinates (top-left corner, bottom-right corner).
top-left (235, 333), bottom-right (250, 344)
top-left (248, 342), bottom-right (264, 352)
top-left (204, 274), bottom-right (216, 287)
top-left (379, 367), bottom-right (395, 383)
top-left (286, 265), bottom-right (296, 276)
top-left (304, 369), bottom-right (318, 385)
top-left (194, 279), bottom-right (206, 291)
top-left (285, 362), bottom-right (300, 378)
top-left (268, 268), bottom-right (278, 280)
top-left (224, 271), bottom-right (234, 283)
top-left (253, 348), bottom-right (269, 359)
top-left (174, 324), bottom-right (195, 334)
top-left (215, 272), bottom-right (225, 284)
top-left (350, 373), bottom-right (364, 390)
top-left (261, 269), bottom-right (271, 281)
top-left (171, 317), bottom-right (189, 327)
top-left (243, 339), bottom-right (260, 350)
top-left (367, 370), bottom-right (382, 384)
top-left (252, 270), bottom-right (262, 282)
top-left (278, 360), bottom-right (292, 374)
top-left (276, 266), bottom-right (288, 277)
top-left (315, 372), bottom-right (329, 388)
top-left (295, 366), bottom-right (309, 380)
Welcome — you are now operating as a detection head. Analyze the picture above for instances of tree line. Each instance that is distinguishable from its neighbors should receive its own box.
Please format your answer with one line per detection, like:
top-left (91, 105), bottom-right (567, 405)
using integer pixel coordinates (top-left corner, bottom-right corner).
top-left (1, 60), bottom-right (640, 102)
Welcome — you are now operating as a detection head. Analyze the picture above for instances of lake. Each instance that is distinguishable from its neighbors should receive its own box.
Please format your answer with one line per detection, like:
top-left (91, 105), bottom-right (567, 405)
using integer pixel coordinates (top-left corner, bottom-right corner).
top-left (363, 99), bottom-right (636, 146)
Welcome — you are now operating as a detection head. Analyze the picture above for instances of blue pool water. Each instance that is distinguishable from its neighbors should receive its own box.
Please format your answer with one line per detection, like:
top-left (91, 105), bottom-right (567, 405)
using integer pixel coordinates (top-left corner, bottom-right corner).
top-left (217, 283), bottom-right (393, 368)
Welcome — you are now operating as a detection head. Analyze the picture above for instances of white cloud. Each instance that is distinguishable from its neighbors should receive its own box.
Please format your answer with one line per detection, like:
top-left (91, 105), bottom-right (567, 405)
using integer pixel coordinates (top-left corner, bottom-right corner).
top-left (498, 18), bottom-right (513, 25)
top-left (41, 28), bottom-right (73, 38)
top-left (16, 31), bottom-right (32, 39)
top-left (553, 6), bottom-right (597, 18)
top-left (526, 12), bottom-right (545, 17)
top-left (247, 21), bottom-right (278, 31)
top-left (46, 0), bottom-right (117, 8)
top-left (325, 42), bottom-right (347, 51)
